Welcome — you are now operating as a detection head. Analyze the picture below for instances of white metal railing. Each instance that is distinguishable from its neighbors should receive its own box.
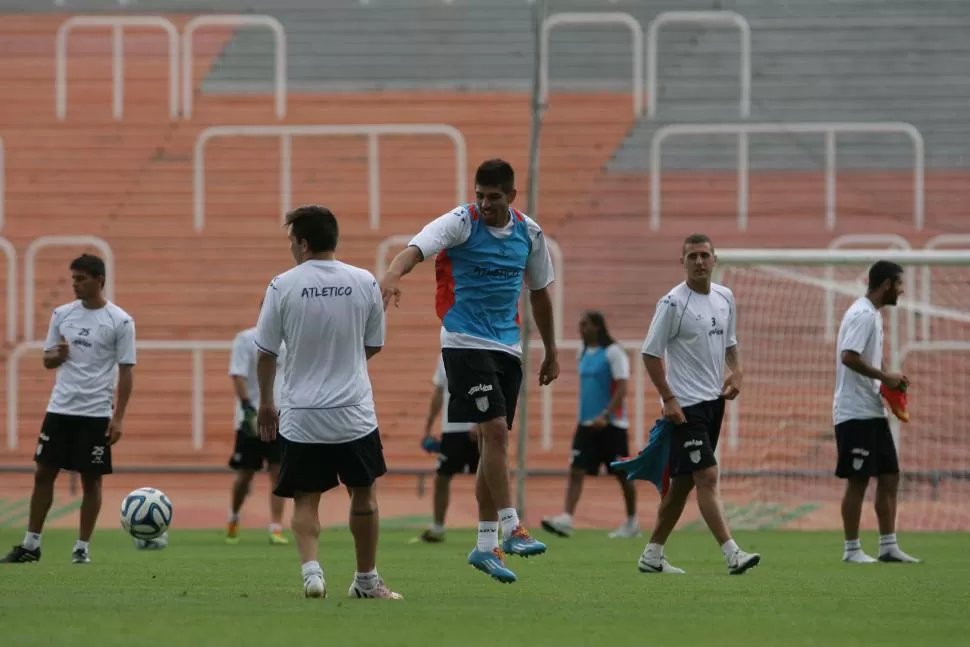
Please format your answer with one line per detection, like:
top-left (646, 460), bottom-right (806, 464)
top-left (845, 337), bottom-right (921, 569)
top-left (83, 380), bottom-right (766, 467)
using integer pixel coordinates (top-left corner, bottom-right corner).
top-left (374, 232), bottom-right (565, 343)
top-left (539, 12), bottom-right (644, 117)
top-left (24, 236), bottom-right (115, 342)
top-left (920, 234), bottom-right (970, 342)
top-left (55, 16), bottom-right (180, 121)
top-left (824, 235), bottom-right (916, 348)
top-left (182, 15), bottom-right (287, 120)
top-left (194, 124), bottom-right (468, 232)
top-left (525, 338), bottom-right (648, 451)
top-left (5, 340), bottom-right (230, 451)
top-left (650, 122), bottom-right (925, 232)
top-left (0, 237), bottom-right (15, 343)
top-left (647, 11), bottom-right (751, 119)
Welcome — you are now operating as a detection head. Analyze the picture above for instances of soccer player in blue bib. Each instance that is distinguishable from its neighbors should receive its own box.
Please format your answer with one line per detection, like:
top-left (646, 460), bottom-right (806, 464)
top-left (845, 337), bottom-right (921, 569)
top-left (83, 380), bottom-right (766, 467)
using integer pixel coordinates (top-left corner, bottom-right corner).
top-left (542, 311), bottom-right (639, 539)
top-left (381, 159), bottom-right (559, 583)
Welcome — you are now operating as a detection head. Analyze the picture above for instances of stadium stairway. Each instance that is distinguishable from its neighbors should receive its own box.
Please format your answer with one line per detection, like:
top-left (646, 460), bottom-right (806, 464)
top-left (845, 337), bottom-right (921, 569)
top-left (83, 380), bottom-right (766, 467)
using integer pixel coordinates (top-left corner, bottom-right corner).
top-left (0, 14), bottom-right (636, 472)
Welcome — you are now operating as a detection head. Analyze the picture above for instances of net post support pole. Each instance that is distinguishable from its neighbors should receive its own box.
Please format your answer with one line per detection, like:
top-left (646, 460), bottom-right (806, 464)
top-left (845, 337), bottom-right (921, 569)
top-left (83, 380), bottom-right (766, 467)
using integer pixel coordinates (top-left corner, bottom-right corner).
top-left (516, 0), bottom-right (547, 520)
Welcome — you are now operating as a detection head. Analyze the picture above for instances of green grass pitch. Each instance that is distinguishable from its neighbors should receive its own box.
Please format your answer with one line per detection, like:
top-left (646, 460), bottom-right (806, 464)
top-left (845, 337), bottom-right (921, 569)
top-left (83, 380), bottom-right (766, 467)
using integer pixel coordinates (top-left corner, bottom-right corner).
top-left (1, 528), bottom-right (966, 646)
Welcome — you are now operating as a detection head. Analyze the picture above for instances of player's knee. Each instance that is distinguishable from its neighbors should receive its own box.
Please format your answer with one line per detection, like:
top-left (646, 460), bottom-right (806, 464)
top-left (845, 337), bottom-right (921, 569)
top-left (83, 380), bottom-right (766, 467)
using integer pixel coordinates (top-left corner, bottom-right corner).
top-left (844, 476), bottom-right (869, 498)
top-left (348, 485), bottom-right (377, 513)
top-left (569, 468), bottom-right (586, 482)
top-left (235, 470), bottom-right (256, 488)
top-left (876, 473), bottom-right (899, 494)
top-left (33, 464), bottom-right (58, 487)
top-left (479, 418), bottom-right (509, 444)
top-left (80, 473), bottom-right (102, 494)
top-left (434, 473), bottom-right (452, 488)
top-left (692, 466), bottom-right (719, 489)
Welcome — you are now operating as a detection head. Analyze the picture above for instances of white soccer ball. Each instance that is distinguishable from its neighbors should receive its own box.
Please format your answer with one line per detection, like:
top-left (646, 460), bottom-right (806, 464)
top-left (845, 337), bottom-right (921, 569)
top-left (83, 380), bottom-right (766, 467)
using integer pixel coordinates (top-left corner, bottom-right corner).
top-left (120, 487), bottom-right (173, 540)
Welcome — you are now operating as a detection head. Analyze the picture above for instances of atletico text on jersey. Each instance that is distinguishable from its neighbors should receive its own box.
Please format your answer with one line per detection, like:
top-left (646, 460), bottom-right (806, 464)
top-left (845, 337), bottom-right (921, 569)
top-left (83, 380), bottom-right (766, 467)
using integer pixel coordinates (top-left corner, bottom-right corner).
top-left (434, 204), bottom-right (530, 347)
top-left (577, 344), bottom-right (631, 429)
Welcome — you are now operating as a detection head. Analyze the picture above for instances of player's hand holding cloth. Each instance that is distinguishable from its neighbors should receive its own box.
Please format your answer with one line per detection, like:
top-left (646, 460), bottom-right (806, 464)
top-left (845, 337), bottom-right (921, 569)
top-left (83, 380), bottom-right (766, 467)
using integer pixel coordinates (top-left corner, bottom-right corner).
top-left (880, 380), bottom-right (910, 423)
top-left (241, 399), bottom-right (258, 437)
top-left (610, 419), bottom-right (673, 497)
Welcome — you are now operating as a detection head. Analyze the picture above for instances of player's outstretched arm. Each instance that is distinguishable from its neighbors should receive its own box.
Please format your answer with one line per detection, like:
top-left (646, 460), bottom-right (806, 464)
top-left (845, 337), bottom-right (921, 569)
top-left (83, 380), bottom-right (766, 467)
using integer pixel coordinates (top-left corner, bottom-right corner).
top-left (383, 210), bottom-right (473, 310)
top-left (380, 246), bottom-right (424, 309)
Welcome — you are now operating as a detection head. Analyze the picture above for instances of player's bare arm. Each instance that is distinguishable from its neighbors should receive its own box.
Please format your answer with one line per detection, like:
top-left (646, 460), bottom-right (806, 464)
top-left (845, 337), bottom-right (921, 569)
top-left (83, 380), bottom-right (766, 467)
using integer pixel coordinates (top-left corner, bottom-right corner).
top-left (642, 355), bottom-right (686, 424)
top-left (107, 364), bottom-right (134, 446)
top-left (255, 350), bottom-right (279, 441)
top-left (231, 375), bottom-right (250, 403)
top-left (593, 377), bottom-right (627, 428)
top-left (425, 386), bottom-right (444, 437)
top-left (840, 350), bottom-right (907, 388)
top-left (722, 345), bottom-right (743, 400)
top-left (380, 246), bottom-right (424, 309)
top-left (529, 286), bottom-right (560, 385)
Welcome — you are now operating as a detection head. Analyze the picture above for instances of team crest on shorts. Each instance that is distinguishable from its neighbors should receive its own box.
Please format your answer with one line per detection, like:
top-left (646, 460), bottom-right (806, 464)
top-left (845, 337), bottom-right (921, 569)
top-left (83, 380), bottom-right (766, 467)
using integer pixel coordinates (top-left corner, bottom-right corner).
top-left (475, 396), bottom-right (489, 412)
top-left (689, 450), bottom-right (701, 464)
top-left (852, 457), bottom-right (864, 471)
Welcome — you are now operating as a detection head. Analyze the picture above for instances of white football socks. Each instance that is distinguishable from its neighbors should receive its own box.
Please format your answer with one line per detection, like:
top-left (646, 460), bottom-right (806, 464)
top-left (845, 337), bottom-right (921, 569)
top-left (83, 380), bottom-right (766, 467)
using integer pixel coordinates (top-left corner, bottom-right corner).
top-left (643, 542), bottom-right (664, 560)
top-left (477, 521), bottom-right (499, 552)
top-left (878, 533), bottom-right (897, 555)
top-left (22, 532), bottom-right (41, 551)
top-left (301, 560), bottom-right (323, 579)
top-left (355, 568), bottom-right (380, 590)
top-left (498, 508), bottom-right (520, 537)
top-left (721, 539), bottom-right (740, 561)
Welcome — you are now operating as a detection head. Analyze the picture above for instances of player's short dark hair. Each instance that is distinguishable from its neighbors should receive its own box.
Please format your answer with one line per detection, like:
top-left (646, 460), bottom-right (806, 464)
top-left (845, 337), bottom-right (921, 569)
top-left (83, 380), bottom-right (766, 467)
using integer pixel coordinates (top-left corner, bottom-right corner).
top-left (475, 159), bottom-right (515, 193)
top-left (285, 204), bottom-right (338, 253)
top-left (69, 253), bottom-right (105, 279)
top-left (682, 233), bottom-right (714, 253)
top-left (867, 260), bottom-right (904, 292)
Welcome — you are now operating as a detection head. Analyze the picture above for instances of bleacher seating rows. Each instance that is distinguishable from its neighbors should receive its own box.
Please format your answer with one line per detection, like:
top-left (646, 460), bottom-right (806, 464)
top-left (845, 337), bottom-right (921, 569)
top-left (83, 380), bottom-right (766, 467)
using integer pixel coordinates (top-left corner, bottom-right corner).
top-left (0, 2), bottom-right (968, 494)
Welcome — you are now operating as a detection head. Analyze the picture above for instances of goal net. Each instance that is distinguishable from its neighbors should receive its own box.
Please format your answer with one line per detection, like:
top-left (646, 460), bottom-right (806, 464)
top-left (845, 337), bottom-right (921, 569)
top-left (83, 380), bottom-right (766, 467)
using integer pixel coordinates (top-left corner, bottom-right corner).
top-left (713, 248), bottom-right (970, 532)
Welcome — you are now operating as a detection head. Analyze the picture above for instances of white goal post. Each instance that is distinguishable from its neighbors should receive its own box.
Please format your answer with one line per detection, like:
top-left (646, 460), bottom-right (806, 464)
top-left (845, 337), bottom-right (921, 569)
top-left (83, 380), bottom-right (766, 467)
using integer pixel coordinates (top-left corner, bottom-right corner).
top-left (709, 248), bottom-right (970, 532)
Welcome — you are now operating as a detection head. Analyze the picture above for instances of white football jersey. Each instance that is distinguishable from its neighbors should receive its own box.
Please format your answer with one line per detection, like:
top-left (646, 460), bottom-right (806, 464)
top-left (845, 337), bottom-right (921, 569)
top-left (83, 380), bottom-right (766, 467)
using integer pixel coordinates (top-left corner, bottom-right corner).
top-left (255, 260), bottom-right (385, 444)
top-left (641, 281), bottom-right (737, 408)
top-left (229, 327), bottom-right (286, 428)
top-left (44, 300), bottom-right (136, 418)
top-left (833, 297), bottom-right (887, 425)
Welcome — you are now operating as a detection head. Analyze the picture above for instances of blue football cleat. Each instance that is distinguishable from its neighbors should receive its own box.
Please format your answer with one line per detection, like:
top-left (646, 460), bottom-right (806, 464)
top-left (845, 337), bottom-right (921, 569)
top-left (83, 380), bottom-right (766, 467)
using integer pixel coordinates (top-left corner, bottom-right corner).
top-left (468, 548), bottom-right (517, 583)
top-left (502, 526), bottom-right (547, 558)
